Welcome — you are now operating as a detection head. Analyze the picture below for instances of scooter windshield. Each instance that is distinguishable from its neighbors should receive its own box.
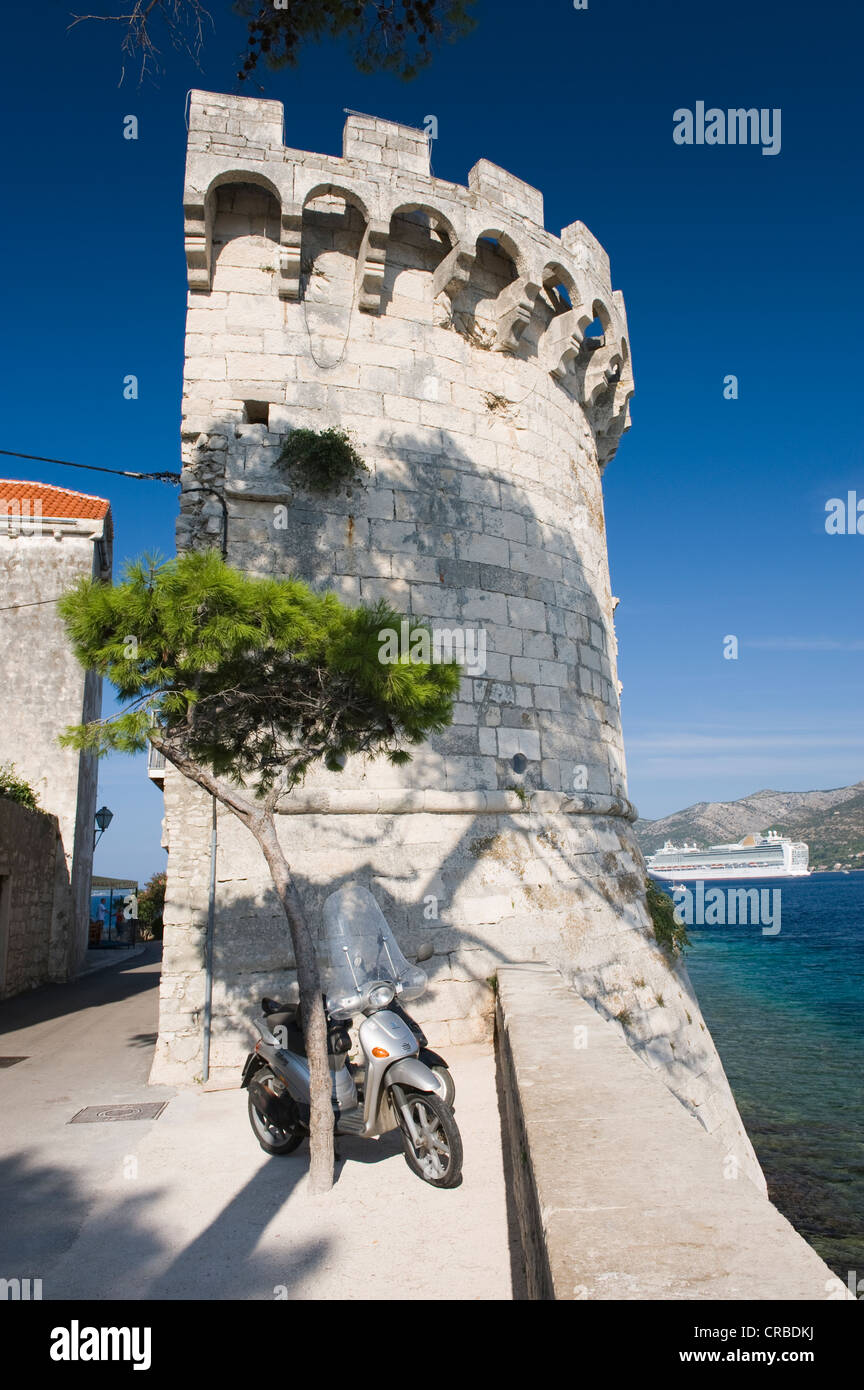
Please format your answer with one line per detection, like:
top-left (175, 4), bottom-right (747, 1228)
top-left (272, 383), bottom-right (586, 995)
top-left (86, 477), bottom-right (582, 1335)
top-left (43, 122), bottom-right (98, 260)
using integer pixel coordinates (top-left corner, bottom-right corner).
top-left (319, 883), bottom-right (427, 1020)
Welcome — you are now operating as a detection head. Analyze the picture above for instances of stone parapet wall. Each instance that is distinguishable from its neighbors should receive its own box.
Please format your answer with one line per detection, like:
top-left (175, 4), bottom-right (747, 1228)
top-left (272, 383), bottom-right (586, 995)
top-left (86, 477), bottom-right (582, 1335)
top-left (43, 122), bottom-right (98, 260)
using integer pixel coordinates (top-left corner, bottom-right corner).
top-left (496, 964), bottom-right (845, 1300)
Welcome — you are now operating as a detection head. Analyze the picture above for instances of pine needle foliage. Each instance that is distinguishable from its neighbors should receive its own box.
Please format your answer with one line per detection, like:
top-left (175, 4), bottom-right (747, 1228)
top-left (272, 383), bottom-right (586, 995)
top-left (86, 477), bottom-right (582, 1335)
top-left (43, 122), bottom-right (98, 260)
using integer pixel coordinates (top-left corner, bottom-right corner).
top-left (72, 2), bottom-right (477, 89)
top-left (58, 549), bottom-right (460, 1195)
top-left (234, 1), bottom-right (477, 83)
top-left (58, 550), bottom-right (460, 796)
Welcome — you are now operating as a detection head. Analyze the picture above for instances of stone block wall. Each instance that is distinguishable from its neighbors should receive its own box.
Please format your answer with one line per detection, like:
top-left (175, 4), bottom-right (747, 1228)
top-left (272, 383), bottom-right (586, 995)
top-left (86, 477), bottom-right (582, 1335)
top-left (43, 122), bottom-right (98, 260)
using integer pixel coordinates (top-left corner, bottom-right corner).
top-left (152, 91), bottom-right (762, 1186)
top-left (0, 526), bottom-right (107, 977)
top-left (0, 798), bottom-right (72, 999)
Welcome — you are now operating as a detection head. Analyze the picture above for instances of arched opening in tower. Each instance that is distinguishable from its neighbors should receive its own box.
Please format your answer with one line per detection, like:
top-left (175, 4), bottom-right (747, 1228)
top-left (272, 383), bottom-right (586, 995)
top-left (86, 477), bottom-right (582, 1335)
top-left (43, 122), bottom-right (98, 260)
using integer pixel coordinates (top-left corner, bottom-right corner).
top-left (381, 205), bottom-right (453, 320)
top-left (300, 190), bottom-right (367, 364)
top-left (211, 181), bottom-right (281, 276)
top-left (450, 233), bottom-right (521, 347)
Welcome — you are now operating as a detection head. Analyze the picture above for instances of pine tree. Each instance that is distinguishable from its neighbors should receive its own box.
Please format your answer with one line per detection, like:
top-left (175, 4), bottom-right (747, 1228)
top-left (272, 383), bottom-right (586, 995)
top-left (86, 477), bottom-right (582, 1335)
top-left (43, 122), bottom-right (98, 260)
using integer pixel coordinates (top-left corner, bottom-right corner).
top-left (71, 2), bottom-right (476, 86)
top-left (59, 550), bottom-right (459, 1193)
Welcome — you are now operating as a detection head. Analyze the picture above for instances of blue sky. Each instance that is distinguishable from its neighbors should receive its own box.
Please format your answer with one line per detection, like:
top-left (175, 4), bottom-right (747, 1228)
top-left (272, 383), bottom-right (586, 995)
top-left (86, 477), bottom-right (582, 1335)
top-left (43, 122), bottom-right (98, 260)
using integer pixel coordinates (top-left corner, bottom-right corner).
top-left (1, 0), bottom-right (862, 882)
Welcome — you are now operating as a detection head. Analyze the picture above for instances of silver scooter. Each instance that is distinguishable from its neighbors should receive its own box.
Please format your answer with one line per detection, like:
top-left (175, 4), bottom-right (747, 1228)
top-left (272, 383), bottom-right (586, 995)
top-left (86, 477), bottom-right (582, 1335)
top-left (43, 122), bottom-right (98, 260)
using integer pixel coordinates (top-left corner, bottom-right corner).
top-left (241, 884), bottom-right (462, 1188)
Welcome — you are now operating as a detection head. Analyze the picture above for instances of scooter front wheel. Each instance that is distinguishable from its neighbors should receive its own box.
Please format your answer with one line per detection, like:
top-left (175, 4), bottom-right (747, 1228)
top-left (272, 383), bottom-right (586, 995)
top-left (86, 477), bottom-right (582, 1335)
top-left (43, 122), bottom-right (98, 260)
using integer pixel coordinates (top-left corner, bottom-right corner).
top-left (429, 1063), bottom-right (456, 1110)
top-left (395, 1089), bottom-right (463, 1188)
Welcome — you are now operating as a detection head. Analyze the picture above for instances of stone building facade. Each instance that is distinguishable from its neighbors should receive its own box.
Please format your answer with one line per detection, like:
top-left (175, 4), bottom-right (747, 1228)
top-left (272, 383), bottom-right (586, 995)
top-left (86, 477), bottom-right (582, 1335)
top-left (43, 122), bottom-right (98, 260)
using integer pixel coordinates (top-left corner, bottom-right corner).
top-left (0, 798), bottom-right (72, 999)
top-left (151, 92), bottom-right (763, 1189)
top-left (0, 481), bottom-right (111, 983)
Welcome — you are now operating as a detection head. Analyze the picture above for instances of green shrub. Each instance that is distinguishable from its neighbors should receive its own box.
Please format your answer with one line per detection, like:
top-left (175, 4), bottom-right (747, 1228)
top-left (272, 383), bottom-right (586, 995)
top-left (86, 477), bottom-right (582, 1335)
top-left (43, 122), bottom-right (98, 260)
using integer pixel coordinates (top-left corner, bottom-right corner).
top-left (646, 877), bottom-right (690, 957)
top-left (138, 870), bottom-right (166, 941)
top-left (278, 427), bottom-right (369, 493)
top-left (0, 763), bottom-right (39, 811)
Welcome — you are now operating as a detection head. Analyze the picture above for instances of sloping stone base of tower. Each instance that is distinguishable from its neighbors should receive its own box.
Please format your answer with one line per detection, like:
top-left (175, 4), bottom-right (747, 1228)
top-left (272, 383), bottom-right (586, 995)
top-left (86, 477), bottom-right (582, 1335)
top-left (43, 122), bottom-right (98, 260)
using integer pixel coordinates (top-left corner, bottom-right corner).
top-left (150, 773), bottom-right (765, 1192)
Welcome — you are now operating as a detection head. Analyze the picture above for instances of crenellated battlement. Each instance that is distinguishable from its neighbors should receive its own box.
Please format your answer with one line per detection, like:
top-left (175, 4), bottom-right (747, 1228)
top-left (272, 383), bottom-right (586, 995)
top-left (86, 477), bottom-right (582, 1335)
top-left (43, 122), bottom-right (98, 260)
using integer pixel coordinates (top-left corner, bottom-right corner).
top-left (183, 91), bottom-right (633, 458)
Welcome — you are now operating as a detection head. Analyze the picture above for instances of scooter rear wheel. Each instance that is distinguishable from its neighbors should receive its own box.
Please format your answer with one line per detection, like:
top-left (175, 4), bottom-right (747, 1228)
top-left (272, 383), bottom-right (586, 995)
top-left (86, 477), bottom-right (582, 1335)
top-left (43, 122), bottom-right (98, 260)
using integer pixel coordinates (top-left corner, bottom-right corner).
top-left (248, 1068), bottom-right (305, 1155)
top-left (395, 1089), bottom-right (463, 1188)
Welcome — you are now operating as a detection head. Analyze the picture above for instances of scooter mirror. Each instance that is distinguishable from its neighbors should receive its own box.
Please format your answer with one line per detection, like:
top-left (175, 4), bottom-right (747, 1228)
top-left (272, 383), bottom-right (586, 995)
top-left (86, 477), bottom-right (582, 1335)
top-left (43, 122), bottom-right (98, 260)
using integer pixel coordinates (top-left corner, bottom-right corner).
top-left (416, 942), bottom-right (434, 963)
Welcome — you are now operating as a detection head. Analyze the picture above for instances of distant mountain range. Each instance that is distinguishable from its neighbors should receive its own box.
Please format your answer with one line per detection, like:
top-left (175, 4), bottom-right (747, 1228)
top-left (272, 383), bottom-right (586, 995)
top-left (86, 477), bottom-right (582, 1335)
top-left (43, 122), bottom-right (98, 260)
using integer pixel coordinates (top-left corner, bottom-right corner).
top-left (634, 781), bottom-right (864, 872)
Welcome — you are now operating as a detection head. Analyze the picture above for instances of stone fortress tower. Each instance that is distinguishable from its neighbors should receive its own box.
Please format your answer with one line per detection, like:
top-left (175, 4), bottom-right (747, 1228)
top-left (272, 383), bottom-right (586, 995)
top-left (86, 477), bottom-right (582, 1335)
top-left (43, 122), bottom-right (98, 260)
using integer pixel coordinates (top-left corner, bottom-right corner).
top-left (152, 91), bottom-right (763, 1189)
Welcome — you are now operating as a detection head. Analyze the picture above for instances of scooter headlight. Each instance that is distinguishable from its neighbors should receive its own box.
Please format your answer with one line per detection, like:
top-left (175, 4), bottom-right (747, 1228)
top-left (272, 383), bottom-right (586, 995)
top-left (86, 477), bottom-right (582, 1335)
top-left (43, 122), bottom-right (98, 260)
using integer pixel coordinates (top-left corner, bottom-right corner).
top-left (368, 982), bottom-right (395, 1009)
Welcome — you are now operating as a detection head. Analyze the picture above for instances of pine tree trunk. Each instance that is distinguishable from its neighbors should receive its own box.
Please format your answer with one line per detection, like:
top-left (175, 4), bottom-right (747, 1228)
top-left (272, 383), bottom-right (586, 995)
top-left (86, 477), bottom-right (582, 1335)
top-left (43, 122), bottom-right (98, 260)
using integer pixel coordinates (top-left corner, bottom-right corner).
top-left (253, 815), bottom-right (335, 1194)
top-left (147, 741), bottom-right (335, 1192)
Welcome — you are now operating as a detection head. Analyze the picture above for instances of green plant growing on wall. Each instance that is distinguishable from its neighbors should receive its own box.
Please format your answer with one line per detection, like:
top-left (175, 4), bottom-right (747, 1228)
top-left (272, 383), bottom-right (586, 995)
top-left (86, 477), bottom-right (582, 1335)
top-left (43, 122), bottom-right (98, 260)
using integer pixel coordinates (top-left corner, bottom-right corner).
top-left (278, 427), bottom-right (369, 494)
top-left (0, 763), bottom-right (40, 811)
top-left (57, 550), bottom-right (459, 1194)
top-left (646, 877), bottom-right (690, 958)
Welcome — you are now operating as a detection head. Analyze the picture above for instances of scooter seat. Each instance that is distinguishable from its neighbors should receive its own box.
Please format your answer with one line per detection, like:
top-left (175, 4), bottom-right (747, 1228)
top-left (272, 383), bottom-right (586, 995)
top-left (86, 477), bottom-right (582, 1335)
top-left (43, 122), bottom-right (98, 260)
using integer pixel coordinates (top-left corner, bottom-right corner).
top-left (262, 996), bottom-right (296, 1017)
top-left (265, 1009), bottom-right (298, 1031)
top-left (270, 1015), bottom-right (307, 1056)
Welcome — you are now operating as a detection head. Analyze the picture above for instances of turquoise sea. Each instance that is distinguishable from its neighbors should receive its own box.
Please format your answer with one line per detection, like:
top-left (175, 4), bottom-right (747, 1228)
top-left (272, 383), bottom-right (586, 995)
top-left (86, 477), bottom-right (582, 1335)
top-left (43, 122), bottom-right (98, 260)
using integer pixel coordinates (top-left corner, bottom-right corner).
top-left (682, 871), bottom-right (864, 1282)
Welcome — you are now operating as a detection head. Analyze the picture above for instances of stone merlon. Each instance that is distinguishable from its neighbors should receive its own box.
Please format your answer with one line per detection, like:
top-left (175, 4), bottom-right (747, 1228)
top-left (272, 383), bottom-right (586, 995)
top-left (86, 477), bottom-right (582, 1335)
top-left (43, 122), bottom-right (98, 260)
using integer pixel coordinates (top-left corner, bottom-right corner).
top-left (183, 89), bottom-right (628, 389)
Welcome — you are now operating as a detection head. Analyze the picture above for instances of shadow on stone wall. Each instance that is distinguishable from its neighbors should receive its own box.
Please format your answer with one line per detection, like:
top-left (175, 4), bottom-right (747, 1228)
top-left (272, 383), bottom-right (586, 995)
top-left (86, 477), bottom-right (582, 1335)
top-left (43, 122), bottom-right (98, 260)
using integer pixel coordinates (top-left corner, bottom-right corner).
top-left (168, 374), bottom-right (762, 1184)
top-left (0, 799), bottom-right (74, 1000)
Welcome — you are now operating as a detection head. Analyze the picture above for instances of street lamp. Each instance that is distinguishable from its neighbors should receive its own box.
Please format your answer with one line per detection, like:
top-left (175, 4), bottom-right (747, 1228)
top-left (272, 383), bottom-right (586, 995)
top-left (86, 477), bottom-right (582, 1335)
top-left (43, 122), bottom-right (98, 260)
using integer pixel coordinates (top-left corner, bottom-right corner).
top-left (94, 805), bottom-right (113, 849)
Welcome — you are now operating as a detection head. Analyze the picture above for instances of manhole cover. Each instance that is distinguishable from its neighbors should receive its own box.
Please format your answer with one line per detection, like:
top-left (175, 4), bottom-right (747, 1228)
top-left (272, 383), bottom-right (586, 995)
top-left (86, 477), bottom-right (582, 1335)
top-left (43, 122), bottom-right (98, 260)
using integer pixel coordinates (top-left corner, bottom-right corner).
top-left (69, 1102), bottom-right (168, 1124)
top-left (0, 1057), bottom-right (28, 1068)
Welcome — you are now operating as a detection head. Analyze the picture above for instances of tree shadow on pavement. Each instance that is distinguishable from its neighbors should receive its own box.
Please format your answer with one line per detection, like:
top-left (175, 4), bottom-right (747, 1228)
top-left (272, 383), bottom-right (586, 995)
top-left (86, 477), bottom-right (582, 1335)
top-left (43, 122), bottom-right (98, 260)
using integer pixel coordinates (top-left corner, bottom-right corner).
top-left (147, 1159), bottom-right (329, 1300)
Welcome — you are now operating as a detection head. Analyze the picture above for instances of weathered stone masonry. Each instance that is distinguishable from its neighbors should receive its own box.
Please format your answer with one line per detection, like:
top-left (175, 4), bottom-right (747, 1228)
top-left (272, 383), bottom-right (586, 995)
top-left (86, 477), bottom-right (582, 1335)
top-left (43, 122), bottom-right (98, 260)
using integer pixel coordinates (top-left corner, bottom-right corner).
top-left (152, 91), bottom-right (764, 1191)
top-left (0, 799), bottom-right (73, 999)
top-left (0, 483), bottom-right (111, 985)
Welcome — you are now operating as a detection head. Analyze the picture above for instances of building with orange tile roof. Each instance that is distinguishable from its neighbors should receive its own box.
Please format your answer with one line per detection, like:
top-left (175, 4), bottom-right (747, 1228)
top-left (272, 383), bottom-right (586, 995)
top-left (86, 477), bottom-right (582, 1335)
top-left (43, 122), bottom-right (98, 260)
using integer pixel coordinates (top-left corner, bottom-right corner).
top-left (0, 480), bottom-right (112, 992)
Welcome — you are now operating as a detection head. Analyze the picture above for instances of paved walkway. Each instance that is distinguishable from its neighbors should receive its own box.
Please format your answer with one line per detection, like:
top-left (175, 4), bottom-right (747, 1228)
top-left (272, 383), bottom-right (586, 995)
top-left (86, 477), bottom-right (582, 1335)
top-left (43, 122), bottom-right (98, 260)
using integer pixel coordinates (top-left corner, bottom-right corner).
top-left (0, 948), bottom-right (516, 1300)
top-left (79, 945), bottom-right (147, 976)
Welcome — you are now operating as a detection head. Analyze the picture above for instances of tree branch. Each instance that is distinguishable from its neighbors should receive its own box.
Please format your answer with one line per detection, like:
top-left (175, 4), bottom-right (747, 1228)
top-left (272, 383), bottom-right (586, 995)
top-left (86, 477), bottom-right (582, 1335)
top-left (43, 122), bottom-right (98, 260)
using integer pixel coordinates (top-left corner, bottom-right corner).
top-left (150, 734), bottom-right (258, 822)
top-left (69, 0), bottom-right (212, 82)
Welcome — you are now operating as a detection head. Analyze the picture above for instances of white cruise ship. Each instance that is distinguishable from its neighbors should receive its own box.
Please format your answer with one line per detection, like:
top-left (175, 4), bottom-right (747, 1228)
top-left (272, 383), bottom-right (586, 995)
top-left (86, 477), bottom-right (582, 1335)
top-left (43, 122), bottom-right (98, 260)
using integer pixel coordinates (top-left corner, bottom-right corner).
top-left (646, 830), bottom-right (809, 881)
